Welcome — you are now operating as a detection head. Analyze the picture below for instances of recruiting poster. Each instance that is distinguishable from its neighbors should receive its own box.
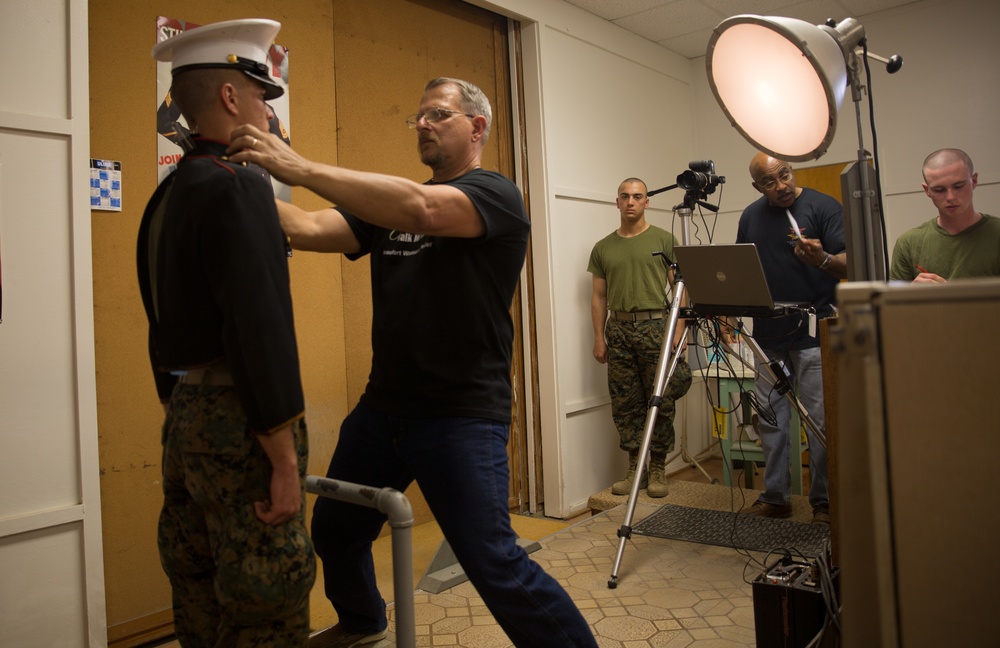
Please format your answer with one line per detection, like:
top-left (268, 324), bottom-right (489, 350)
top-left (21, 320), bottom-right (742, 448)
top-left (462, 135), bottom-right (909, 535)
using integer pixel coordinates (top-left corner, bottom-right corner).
top-left (154, 16), bottom-right (291, 201)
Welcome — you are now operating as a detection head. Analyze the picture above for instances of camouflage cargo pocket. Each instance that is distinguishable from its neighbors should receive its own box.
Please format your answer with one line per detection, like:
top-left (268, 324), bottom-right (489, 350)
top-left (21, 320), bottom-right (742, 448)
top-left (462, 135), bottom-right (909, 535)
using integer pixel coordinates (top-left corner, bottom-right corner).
top-left (216, 511), bottom-right (316, 624)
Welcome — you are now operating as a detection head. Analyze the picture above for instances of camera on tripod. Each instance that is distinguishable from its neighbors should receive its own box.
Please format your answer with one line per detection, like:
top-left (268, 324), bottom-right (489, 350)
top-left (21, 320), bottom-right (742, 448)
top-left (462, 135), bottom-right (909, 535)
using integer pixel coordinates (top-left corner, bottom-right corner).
top-left (676, 160), bottom-right (725, 196)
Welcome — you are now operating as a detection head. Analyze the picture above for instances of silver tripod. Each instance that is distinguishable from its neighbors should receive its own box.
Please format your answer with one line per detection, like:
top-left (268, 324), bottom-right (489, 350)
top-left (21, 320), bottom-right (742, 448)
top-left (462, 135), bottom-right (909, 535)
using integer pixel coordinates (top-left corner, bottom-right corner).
top-left (608, 204), bottom-right (700, 589)
top-left (606, 204), bottom-right (827, 588)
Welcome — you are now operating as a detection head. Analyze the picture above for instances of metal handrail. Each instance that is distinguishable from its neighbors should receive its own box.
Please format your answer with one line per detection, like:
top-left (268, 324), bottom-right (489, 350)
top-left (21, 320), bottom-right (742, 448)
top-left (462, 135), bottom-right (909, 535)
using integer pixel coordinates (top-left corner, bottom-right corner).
top-left (306, 476), bottom-right (415, 648)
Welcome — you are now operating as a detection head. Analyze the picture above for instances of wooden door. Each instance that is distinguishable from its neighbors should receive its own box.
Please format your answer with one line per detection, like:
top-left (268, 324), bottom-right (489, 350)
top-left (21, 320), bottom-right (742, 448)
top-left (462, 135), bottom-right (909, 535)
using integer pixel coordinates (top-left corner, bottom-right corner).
top-left (332, 0), bottom-right (528, 519)
top-left (88, 0), bottom-right (529, 643)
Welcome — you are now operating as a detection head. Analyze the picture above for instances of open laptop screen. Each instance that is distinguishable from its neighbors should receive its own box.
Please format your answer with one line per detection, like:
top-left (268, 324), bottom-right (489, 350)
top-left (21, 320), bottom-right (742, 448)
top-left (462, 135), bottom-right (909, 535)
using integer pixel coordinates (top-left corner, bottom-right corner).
top-left (673, 244), bottom-right (809, 318)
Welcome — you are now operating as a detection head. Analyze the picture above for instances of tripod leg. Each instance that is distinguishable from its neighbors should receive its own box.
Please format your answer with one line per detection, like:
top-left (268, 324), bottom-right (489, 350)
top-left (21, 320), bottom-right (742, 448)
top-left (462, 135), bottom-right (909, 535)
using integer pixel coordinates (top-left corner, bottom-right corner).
top-left (608, 279), bottom-right (688, 588)
top-left (721, 326), bottom-right (826, 447)
top-left (672, 320), bottom-right (720, 484)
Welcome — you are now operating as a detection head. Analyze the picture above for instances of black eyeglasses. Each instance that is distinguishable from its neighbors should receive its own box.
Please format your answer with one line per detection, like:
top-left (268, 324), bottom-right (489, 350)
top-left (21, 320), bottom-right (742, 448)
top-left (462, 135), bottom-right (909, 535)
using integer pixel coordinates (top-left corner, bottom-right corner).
top-left (405, 107), bottom-right (475, 129)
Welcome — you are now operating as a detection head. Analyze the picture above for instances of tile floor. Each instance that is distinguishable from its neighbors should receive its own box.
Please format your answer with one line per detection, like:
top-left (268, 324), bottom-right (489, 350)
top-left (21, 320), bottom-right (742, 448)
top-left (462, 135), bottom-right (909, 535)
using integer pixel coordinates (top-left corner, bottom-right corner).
top-left (374, 501), bottom-right (763, 647)
top-left (148, 459), bottom-right (821, 647)
top-left (362, 469), bottom-right (822, 648)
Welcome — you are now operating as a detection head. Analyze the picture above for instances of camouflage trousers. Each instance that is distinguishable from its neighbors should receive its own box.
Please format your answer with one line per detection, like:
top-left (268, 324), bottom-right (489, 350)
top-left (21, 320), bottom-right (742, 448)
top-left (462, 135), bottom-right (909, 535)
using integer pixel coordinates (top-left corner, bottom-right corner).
top-left (606, 318), bottom-right (693, 455)
top-left (159, 383), bottom-right (315, 647)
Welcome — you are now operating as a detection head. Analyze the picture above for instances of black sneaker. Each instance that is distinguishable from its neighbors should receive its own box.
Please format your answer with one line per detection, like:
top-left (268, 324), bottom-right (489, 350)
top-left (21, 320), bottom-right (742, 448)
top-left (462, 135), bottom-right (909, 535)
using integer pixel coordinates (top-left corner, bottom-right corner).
top-left (309, 625), bottom-right (388, 648)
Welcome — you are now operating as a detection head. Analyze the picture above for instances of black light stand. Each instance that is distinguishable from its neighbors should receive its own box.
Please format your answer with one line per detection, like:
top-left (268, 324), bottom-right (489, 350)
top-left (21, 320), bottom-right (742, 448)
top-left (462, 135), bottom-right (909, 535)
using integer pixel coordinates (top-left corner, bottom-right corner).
top-left (608, 169), bottom-right (722, 589)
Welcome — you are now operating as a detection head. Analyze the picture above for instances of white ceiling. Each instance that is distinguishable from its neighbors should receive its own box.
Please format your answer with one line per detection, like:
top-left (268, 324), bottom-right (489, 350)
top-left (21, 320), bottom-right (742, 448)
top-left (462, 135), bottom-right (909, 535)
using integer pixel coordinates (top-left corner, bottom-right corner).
top-left (561, 0), bottom-right (919, 58)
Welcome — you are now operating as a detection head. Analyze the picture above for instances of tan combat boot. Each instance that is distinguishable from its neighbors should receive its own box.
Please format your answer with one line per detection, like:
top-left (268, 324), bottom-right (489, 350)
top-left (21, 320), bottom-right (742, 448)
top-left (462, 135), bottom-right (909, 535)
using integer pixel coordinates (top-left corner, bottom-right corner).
top-left (611, 450), bottom-right (647, 495)
top-left (647, 452), bottom-right (669, 498)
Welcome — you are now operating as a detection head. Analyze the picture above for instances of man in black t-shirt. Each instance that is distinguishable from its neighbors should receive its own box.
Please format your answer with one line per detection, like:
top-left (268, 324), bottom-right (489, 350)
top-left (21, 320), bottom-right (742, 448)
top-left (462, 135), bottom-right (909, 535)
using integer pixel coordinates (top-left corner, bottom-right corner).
top-left (228, 77), bottom-right (598, 648)
top-left (726, 152), bottom-right (846, 527)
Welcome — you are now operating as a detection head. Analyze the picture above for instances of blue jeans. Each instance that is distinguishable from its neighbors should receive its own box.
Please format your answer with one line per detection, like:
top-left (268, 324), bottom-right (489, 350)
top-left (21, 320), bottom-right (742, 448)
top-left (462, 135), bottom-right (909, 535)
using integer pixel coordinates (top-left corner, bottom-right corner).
top-left (753, 347), bottom-right (829, 509)
top-left (311, 402), bottom-right (597, 648)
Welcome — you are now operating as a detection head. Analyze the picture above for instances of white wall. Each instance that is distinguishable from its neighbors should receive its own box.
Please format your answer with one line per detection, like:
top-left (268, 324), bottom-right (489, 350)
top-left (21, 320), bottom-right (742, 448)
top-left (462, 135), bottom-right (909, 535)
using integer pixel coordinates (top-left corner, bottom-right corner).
top-left (501, 0), bottom-right (702, 517)
top-left (539, 33), bottom-right (700, 516)
top-left (691, 0), bottom-right (1000, 251)
top-left (487, 0), bottom-right (1000, 518)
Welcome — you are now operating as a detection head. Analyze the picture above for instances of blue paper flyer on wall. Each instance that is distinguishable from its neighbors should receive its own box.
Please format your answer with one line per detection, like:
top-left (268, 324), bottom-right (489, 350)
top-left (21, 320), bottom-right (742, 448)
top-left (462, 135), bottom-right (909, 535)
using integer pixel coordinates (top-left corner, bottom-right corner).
top-left (90, 159), bottom-right (122, 211)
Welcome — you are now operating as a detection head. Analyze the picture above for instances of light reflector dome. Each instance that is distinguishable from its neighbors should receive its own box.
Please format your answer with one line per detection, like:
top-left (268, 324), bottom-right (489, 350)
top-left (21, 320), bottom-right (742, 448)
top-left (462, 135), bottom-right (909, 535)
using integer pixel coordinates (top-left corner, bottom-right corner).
top-left (706, 15), bottom-right (849, 161)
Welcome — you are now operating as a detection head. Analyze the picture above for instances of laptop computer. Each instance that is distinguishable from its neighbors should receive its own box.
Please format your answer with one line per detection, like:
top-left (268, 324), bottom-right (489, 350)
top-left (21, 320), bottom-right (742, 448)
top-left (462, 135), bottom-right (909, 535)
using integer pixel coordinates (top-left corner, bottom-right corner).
top-left (672, 243), bottom-right (810, 318)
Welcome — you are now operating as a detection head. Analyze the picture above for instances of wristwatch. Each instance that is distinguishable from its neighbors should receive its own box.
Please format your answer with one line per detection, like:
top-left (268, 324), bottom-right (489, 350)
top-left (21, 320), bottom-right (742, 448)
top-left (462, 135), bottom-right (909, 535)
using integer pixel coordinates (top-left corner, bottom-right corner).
top-left (818, 254), bottom-right (832, 270)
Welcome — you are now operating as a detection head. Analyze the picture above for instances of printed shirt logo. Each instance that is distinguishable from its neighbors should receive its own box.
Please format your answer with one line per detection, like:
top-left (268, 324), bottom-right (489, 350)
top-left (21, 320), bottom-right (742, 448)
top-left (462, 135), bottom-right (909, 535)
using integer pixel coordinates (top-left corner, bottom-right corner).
top-left (384, 230), bottom-right (433, 257)
top-left (389, 231), bottom-right (424, 243)
top-left (787, 226), bottom-right (805, 245)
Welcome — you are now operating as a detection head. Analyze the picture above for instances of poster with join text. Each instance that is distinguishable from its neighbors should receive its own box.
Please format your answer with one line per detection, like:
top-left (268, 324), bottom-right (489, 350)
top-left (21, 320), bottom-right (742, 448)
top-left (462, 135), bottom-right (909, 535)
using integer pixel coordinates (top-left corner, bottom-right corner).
top-left (155, 16), bottom-right (291, 201)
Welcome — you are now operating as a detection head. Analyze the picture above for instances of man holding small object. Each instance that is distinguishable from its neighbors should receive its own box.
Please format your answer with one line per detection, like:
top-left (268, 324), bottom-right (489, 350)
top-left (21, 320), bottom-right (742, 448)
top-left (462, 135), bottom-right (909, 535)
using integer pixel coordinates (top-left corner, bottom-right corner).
top-left (889, 148), bottom-right (999, 283)
top-left (726, 152), bottom-right (846, 525)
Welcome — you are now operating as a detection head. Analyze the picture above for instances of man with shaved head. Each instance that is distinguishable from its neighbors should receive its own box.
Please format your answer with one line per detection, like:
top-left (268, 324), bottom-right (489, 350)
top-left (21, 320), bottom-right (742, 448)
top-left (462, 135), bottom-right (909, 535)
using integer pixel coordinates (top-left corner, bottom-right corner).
top-left (729, 152), bottom-right (846, 525)
top-left (890, 148), bottom-right (999, 282)
top-left (589, 177), bottom-right (692, 499)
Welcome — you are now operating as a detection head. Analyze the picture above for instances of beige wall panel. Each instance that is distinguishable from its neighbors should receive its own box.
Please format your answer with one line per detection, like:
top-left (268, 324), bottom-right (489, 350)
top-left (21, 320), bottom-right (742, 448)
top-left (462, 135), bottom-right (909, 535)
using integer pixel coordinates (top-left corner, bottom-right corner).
top-left (0, 130), bottom-right (80, 516)
top-left (1, 526), bottom-right (89, 645)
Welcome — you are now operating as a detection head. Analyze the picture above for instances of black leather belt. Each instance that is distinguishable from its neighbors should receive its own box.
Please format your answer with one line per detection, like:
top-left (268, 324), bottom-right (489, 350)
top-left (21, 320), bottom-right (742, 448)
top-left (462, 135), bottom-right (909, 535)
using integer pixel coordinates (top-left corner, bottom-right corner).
top-left (610, 309), bottom-right (666, 321)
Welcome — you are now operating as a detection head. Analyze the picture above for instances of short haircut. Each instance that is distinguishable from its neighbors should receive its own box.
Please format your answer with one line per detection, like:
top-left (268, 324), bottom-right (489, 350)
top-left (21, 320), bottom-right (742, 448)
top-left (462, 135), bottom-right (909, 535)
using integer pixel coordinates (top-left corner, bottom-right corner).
top-left (618, 177), bottom-right (648, 194)
top-left (425, 77), bottom-right (492, 143)
top-left (170, 68), bottom-right (250, 130)
top-left (922, 148), bottom-right (974, 181)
